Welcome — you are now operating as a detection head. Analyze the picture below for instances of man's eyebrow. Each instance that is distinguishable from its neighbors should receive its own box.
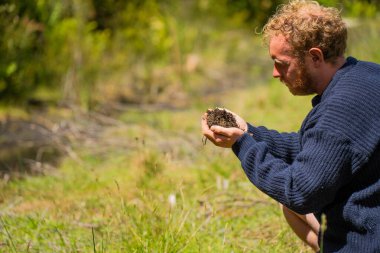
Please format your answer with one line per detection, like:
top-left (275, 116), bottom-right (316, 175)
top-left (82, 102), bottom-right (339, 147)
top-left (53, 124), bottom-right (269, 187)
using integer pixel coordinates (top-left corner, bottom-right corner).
top-left (273, 58), bottom-right (289, 65)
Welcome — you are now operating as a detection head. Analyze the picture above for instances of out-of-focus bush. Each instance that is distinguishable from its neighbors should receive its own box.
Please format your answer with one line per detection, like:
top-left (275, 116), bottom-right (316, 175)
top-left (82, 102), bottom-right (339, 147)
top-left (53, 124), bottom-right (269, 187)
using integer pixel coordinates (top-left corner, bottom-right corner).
top-left (0, 3), bottom-right (44, 102)
top-left (43, 16), bottom-right (109, 108)
top-left (0, 0), bottom-right (109, 109)
top-left (319, 0), bottom-right (379, 17)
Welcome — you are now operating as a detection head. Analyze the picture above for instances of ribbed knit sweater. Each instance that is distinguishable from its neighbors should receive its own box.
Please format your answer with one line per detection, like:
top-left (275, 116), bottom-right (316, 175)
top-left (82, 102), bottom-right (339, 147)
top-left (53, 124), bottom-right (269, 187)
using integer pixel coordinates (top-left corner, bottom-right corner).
top-left (232, 57), bottom-right (380, 252)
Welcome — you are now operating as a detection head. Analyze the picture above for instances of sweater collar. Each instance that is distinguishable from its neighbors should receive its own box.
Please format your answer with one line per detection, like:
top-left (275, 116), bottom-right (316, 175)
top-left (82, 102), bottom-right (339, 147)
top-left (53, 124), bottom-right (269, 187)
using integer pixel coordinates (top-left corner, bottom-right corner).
top-left (311, 56), bottom-right (358, 107)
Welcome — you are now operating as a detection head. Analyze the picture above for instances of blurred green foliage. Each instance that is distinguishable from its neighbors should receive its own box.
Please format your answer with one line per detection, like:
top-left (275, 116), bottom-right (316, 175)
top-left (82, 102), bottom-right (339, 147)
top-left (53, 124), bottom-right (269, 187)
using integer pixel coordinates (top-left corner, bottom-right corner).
top-left (0, 0), bottom-right (379, 107)
top-left (319, 0), bottom-right (380, 17)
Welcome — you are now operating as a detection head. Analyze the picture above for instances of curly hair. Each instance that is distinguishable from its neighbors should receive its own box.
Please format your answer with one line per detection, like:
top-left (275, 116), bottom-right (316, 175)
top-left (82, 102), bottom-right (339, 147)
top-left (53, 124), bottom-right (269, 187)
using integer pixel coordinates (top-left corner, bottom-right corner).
top-left (262, 0), bottom-right (347, 63)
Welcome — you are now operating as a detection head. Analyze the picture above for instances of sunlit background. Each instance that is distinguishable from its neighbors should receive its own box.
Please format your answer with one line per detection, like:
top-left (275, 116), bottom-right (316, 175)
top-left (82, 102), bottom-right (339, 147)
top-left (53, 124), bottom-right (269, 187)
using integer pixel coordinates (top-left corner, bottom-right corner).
top-left (0, 1), bottom-right (379, 252)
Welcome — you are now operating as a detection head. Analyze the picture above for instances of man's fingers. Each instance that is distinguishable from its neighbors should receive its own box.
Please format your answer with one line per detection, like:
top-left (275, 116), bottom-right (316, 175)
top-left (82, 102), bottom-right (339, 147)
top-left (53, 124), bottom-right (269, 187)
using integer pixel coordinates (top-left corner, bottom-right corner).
top-left (210, 125), bottom-right (243, 138)
top-left (201, 114), bottom-right (211, 132)
top-left (210, 125), bottom-right (230, 135)
top-left (214, 134), bottom-right (231, 145)
top-left (208, 133), bottom-right (231, 146)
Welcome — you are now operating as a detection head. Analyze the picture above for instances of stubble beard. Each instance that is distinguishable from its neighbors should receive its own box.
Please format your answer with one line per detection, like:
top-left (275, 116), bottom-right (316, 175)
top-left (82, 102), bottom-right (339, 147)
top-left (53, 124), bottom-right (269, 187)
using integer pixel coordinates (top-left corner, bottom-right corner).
top-left (288, 64), bottom-right (315, 96)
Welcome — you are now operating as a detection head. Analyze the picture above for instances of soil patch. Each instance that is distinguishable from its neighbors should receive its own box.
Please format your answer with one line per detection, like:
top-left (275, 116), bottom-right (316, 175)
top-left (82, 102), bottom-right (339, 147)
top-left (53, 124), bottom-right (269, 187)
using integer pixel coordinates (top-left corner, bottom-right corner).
top-left (206, 108), bottom-right (238, 128)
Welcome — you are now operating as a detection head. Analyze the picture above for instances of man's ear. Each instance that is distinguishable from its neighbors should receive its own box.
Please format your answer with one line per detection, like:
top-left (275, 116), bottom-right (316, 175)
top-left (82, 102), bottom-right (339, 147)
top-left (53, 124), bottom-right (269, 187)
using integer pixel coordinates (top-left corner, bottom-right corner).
top-left (308, 48), bottom-right (324, 66)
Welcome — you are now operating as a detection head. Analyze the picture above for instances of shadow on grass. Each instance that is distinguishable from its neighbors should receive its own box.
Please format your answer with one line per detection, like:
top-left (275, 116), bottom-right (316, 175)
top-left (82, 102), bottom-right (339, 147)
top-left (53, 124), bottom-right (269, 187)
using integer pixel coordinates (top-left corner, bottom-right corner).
top-left (0, 118), bottom-right (68, 179)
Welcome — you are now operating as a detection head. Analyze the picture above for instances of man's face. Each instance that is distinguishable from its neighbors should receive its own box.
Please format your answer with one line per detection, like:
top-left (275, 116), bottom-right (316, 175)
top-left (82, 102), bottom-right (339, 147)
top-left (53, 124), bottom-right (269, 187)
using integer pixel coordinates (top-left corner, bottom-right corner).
top-left (269, 35), bottom-right (315, 95)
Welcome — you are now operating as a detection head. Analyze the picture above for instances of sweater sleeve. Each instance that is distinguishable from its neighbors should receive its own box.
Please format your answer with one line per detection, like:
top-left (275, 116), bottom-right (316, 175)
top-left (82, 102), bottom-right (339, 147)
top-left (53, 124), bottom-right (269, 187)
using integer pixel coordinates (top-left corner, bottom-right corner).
top-left (246, 123), bottom-right (300, 163)
top-left (232, 128), bottom-right (366, 214)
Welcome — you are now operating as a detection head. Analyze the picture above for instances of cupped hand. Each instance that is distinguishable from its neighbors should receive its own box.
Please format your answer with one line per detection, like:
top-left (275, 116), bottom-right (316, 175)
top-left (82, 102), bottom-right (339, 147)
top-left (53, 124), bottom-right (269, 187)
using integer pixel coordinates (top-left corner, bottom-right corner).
top-left (201, 113), bottom-right (245, 148)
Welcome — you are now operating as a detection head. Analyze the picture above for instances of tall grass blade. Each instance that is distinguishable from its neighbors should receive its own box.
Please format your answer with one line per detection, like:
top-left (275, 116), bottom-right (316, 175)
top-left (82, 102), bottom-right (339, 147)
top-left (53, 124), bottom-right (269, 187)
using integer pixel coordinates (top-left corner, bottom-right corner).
top-left (0, 216), bottom-right (17, 253)
top-left (92, 227), bottom-right (97, 253)
top-left (320, 214), bottom-right (327, 253)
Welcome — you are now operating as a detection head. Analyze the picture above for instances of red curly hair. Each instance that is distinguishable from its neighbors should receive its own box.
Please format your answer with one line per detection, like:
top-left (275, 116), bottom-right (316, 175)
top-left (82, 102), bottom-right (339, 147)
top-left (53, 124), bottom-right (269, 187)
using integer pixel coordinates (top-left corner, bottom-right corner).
top-left (262, 0), bottom-right (347, 63)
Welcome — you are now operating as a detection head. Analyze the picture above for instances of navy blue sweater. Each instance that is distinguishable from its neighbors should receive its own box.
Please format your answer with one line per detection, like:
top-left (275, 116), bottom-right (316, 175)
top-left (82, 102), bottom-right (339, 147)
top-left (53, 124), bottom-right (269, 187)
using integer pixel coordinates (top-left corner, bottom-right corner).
top-left (232, 57), bottom-right (380, 252)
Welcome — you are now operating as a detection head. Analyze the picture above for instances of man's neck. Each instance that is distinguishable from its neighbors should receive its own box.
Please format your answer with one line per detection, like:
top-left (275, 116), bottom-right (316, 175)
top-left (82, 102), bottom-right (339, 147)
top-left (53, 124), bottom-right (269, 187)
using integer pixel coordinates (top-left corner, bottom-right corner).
top-left (315, 56), bottom-right (346, 95)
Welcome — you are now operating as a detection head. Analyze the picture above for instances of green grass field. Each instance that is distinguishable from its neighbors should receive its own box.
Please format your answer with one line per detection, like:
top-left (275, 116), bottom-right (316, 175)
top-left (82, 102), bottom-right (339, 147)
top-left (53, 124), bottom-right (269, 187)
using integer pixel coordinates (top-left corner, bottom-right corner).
top-left (0, 81), bottom-right (314, 253)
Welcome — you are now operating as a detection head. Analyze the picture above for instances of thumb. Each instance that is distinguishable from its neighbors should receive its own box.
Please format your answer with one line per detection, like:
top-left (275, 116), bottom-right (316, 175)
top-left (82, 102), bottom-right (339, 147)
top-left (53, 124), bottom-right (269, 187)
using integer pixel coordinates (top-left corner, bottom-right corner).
top-left (210, 125), bottom-right (225, 134)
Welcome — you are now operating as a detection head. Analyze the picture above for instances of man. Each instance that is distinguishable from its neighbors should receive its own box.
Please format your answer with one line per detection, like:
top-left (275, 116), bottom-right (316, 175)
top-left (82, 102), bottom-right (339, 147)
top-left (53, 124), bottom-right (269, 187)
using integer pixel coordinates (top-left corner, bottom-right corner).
top-left (201, 0), bottom-right (380, 252)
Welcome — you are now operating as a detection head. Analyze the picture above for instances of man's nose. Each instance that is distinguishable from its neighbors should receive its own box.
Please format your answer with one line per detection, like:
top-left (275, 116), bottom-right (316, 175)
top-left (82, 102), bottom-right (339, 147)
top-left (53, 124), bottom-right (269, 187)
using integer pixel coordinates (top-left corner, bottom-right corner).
top-left (273, 66), bottom-right (281, 78)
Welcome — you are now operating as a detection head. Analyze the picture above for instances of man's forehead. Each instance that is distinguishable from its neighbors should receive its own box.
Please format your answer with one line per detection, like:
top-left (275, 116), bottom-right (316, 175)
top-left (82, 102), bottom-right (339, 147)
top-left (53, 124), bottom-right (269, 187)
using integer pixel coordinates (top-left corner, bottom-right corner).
top-left (269, 35), bottom-right (294, 59)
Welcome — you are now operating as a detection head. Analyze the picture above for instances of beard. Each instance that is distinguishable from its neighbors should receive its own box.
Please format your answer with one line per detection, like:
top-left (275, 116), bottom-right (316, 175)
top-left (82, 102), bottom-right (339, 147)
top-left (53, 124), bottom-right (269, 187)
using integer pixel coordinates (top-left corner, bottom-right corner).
top-left (286, 63), bottom-right (316, 96)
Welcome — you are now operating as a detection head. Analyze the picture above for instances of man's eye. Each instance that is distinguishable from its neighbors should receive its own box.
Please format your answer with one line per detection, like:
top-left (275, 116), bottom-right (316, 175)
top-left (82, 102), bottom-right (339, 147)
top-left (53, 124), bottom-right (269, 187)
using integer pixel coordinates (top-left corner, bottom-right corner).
top-left (275, 61), bottom-right (289, 69)
top-left (275, 62), bottom-right (284, 69)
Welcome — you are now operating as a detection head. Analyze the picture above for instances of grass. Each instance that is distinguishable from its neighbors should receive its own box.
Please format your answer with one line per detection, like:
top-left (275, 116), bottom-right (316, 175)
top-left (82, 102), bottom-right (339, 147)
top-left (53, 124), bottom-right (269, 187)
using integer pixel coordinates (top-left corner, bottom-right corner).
top-left (0, 80), bottom-right (314, 252)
